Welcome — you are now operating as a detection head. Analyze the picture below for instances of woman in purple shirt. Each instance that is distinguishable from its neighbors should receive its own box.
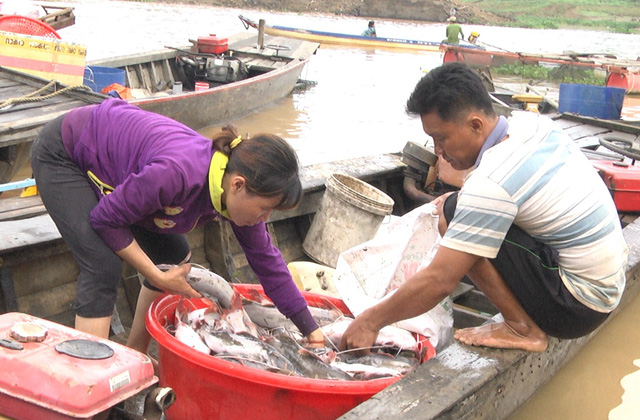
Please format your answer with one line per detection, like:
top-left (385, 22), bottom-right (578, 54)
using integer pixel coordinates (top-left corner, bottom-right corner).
top-left (31, 98), bottom-right (324, 357)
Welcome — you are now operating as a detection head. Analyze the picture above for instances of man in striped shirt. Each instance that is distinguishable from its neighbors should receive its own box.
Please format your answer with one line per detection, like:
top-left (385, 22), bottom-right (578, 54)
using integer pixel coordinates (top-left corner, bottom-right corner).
top-left (341, 62), bottom-right (627, 352)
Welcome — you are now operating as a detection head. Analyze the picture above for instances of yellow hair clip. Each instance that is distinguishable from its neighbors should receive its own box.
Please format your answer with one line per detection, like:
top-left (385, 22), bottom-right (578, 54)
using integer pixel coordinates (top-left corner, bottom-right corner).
top-left (230, 135), bottom-right (242, 149)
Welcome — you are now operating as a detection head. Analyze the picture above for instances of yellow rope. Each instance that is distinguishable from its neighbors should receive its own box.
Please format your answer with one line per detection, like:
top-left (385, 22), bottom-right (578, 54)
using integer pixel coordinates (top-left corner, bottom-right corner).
top-left (0, 81), bottom-right (93, 109)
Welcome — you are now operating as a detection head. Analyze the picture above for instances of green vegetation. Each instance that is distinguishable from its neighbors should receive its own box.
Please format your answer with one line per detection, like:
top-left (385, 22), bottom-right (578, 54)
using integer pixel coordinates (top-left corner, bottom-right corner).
top-left (459, 0), bottom-right (640, 33)
top-left (492, 63), bottom-right (606, 85)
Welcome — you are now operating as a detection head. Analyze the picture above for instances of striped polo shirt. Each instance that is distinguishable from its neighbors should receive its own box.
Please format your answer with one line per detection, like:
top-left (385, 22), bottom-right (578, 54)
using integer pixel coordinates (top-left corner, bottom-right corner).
top-left (441, 111), bottom-right (628, 312)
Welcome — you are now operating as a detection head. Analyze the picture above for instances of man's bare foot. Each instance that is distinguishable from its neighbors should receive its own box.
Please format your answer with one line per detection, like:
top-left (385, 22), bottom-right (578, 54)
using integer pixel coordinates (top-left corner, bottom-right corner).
top-left (454, 321), bottom-right (548, 352)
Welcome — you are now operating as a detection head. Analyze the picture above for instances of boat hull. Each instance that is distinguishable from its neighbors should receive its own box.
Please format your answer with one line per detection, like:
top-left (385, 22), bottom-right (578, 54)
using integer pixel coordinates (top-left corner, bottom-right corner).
top-left (130, 58), bottom-right (308, 129)
top-left (87, 33), bottom-right (318, 130)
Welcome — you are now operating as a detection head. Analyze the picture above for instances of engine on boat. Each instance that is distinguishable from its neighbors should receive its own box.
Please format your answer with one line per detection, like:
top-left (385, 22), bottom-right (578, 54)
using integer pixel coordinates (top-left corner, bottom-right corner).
top-left (177, 53), bottom-right (249, 89)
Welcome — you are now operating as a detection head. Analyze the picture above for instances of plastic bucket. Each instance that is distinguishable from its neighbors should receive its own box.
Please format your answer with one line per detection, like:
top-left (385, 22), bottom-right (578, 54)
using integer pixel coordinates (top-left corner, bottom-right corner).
top-left (146, 285), bottom-right (435, 420)
top-left (558, 83), bottom-right (626, 120)
top-left (302, 173), bottom-right (394, 268)
top-left (83, 66), bottom-right (125, 93)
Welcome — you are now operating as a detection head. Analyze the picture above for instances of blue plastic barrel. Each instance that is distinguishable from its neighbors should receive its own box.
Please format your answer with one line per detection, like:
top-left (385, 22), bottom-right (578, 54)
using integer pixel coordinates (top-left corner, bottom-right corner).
top-left (558, 83), bottom-right (626, 120)
top-left (83, 66), bottom-right (126, 93)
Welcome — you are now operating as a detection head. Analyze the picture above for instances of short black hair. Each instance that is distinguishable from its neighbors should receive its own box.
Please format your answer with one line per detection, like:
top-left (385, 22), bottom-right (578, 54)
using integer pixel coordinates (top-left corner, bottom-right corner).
top-left (406, 62), bottom-right (495, 122)
top-left (368, 20), bottom-right (375, 27)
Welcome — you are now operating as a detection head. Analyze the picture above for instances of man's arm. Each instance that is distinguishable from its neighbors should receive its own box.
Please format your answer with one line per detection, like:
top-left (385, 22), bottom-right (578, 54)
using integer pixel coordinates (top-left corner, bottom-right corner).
top-left (340, 244), bottom-right (480, 352)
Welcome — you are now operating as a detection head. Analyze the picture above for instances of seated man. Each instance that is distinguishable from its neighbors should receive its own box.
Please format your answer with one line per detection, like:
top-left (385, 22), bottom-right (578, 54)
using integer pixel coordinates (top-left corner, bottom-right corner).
top-left (361, 20), bottom-right (376, 37)
top-left (341, 62), bottom-right (628, 353)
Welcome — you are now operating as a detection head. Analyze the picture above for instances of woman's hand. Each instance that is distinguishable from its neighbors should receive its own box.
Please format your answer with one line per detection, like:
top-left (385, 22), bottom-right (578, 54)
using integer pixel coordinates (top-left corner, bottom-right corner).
top-left (305, 328), bottom-right (326, 348)
top-left (116, 240), bottom-right (201, 298)
top-left (149, 264), bottom-right (201, 298)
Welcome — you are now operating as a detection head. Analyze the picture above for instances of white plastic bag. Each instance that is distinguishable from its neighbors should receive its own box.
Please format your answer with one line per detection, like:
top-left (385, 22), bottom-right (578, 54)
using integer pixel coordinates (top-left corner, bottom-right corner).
top-left (334, 203), bottom-right (454, 351)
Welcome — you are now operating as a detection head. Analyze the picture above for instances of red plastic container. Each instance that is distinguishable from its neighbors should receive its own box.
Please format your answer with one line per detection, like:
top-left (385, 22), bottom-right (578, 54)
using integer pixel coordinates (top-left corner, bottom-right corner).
top-left (146, 285), bottom-right (436, 420)
top-left (0, 313), bottom-right (157, 420)
top-left (197, 34), bottom-right (228, 54)
top-left (592, 159), bottom-right (640, 212)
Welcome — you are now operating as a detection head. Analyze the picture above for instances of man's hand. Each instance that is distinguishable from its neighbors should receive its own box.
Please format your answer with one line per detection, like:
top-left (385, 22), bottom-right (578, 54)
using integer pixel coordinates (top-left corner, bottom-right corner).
top-left (339, 313), bottom-right (380, 356)
top-left (430, 191), bottom-right (454, 215)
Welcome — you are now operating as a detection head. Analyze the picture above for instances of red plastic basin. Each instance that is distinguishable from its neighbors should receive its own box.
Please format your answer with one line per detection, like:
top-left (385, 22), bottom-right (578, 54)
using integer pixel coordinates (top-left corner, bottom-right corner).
top-left (146, 284), bottom-right (435, 420)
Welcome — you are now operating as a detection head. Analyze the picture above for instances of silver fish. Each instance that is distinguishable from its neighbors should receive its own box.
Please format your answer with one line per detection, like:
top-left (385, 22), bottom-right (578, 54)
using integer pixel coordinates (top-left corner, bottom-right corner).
top-left (335, 353), bottom-right (419, 379)
top-left (321, 317), bottom-right (419, 357)
top-left (198, 326), bottom-right (296, 373)
top-left (158, 264), bottom-right (235, 309)
top-left (266, 333), bottom-right (352, 381)
top-left (173, 301), bottom-right (210, 355)
top-left (330, 361), bottom-right (401, 380)
top-left (243, 300), bottom-right (344, 331)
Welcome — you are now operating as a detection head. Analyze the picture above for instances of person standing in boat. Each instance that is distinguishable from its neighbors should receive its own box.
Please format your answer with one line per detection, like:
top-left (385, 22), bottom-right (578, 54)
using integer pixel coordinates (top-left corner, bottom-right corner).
top-left (444, 16), bottom-right (464, 44)
top-left (361, 20), bottom-right (377, 37)
top-left (31, 98), bottom-right (325, 357)
top-left (341, 62), bottom-right (627, 353)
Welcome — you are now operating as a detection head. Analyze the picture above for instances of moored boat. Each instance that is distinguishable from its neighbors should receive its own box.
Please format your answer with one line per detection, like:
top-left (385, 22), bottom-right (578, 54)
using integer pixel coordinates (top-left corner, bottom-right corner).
top-left (0, 2), bottom-right (75, 31)
top-left (86, 32), bottom-right (319, 130)
top-left (238, 15), bottom-right (482, 52)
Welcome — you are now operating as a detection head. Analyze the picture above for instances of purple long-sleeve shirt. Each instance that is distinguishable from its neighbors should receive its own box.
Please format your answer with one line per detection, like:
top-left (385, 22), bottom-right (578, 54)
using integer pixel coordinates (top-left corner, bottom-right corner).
top-left (60, 99), bottom-right (317, 334)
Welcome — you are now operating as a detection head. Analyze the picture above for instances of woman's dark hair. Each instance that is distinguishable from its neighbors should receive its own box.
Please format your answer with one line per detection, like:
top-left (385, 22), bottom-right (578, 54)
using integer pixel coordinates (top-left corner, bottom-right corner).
top-left (212, 125), bottom-right (302, 210)
top-left (406, 62), bottom-right (495, 122)
top-left (368, 20), bottom-right (375, 27)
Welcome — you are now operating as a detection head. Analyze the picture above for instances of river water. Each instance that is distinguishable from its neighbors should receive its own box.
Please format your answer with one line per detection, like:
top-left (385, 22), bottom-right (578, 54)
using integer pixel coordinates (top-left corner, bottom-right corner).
top-left (46, 1), bottom-right (640, 418)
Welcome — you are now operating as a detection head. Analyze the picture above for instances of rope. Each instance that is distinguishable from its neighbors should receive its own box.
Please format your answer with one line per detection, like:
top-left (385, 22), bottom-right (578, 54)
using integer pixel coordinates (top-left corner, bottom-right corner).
top-left (0, 81), bottom-right (93, 109)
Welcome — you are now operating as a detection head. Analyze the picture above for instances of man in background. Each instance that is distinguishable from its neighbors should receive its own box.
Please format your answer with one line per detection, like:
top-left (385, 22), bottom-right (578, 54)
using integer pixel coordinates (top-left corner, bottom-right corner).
top-left (362, 20), bottom-right (377, 37)
top-left (444, 16), bottom-right (464, 44)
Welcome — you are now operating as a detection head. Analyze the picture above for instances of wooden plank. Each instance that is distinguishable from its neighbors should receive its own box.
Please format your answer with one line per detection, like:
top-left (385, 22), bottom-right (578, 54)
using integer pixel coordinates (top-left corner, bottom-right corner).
top-left (562, 123), bottom-right (610, 140)
top-left (558, 113), bottom-right (640, 135)
top-left (0, 214), bottom-right (61, 253)
top-left (17, 281), bottom-right (76, 319)
top-left (163, 59), bottom-right (175, 84)
top-left (0, 196), bottom-right (47, 222)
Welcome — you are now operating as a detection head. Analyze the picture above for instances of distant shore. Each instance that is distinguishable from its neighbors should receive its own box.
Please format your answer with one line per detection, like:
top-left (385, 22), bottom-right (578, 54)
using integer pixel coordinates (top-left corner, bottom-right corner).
top-left (148, 0), bottom-right (639, 33)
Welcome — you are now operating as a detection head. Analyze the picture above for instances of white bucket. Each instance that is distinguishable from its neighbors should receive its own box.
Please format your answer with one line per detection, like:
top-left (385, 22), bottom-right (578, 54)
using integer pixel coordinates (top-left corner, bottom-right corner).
top-left (302, 173), bottom-right (394, 268)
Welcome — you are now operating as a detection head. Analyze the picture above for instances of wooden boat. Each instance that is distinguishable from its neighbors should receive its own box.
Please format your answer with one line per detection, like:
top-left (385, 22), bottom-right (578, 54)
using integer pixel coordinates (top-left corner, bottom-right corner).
top-left (0, 66), bottom-right (104, 185)
top-left (238, 15), bottom-right (483, 52)
top-left (0, 2), bottom-right (75, 31)
top-left (87, 32), bottom-right (319, 130)
top-left (36, 3), bottom-right (75, 31)
top-left (1, 106), bottom-right (640, 418)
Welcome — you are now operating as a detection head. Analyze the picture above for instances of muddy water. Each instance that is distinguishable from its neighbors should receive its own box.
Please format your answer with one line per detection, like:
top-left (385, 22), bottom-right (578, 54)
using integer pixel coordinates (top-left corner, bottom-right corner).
top-left (9, 1), bottom-right (640, 417)
top-left (512, 294), bottom-right (640, 420)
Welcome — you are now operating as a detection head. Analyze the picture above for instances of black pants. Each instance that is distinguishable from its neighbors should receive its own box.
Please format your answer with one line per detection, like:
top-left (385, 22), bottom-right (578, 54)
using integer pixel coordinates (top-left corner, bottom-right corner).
top-left (443, 192), bottom-right (608, 339)
top-left (31, 115), bottom-right (189, 318)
